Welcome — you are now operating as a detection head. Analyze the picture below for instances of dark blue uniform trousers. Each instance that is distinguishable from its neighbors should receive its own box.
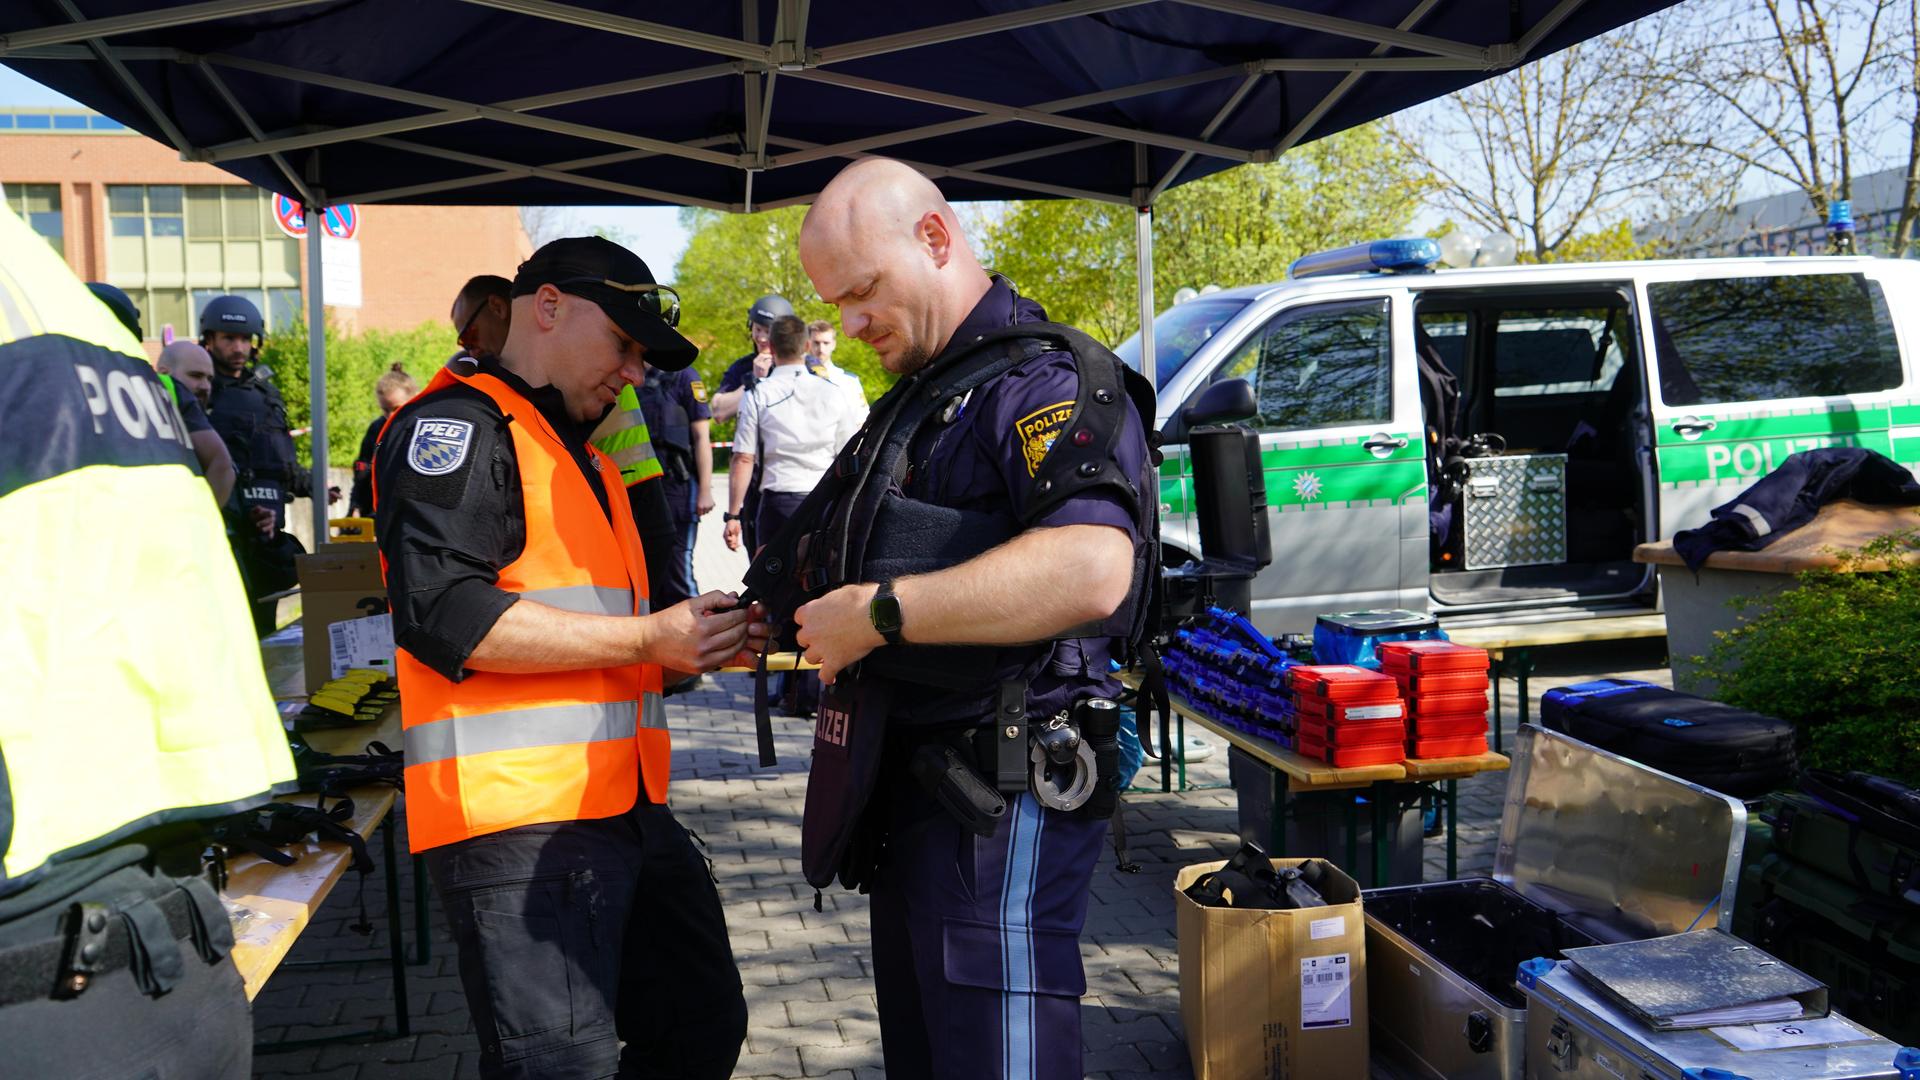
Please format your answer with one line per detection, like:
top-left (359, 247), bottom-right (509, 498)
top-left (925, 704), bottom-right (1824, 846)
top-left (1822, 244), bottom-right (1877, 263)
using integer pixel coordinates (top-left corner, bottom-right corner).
top-left (870, 789), bottom-right (1107, 1080)
top-left (655, 476), bottom-right (699, 608)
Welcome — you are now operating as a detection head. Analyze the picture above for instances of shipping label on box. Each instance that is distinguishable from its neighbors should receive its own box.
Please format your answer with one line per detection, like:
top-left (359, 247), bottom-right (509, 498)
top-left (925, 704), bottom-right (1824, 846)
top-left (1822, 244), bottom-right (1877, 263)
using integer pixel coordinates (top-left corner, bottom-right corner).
top-left (328, 613), bottom-right (395, 678)
top-left (296, 546), bottom-right (389, 694)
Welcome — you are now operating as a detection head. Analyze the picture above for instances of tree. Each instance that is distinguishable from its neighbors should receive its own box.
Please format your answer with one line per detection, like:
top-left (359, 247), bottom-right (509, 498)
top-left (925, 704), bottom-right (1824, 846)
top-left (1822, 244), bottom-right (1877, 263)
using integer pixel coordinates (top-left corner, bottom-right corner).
top-left (671, 205), bottom-right (886, 408)
top-left (980, 123), bottom-right (1427, 346)
top-left (259, 317), bottom-right (452, 467)
top-left (1662, 0), bottom-right (1910, 250)
top-left (1390, 11), bottom-right (1734, 260)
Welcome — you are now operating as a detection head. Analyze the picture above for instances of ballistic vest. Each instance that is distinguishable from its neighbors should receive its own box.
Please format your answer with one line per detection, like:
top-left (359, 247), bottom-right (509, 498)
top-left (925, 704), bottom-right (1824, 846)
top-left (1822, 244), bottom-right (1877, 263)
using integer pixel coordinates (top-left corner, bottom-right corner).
top-left (207, 363), bottom-right (296, 486)
top-left (591, 384), bottom-right (664, 487)
top-left (385, 366), bottom-right (668, 853)
top-left (0, 204), bottom-right (296, 898)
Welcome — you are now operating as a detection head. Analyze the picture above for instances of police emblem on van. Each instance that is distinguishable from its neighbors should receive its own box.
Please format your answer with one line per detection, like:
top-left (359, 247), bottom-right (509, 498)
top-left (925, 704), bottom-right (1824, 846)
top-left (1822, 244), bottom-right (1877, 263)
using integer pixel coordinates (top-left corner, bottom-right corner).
top-left (408, 418), bottom-right (474, 476)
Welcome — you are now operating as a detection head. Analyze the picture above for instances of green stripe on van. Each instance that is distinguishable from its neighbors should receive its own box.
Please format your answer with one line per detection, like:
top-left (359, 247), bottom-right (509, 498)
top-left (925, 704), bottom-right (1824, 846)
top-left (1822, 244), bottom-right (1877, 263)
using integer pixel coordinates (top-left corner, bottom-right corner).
top-left (1158, 443), bottom-right (1423, 514)
top-left (1657, 431), bottom-right (1892, 485)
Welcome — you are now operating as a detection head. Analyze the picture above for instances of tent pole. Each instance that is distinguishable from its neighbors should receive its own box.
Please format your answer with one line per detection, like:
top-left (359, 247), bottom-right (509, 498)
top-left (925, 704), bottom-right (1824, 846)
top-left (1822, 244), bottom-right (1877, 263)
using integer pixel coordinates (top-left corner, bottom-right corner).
top-left (304, 204), bottom-right (329, 546)
top-left (1135, 203), bottom-right (1155, 391)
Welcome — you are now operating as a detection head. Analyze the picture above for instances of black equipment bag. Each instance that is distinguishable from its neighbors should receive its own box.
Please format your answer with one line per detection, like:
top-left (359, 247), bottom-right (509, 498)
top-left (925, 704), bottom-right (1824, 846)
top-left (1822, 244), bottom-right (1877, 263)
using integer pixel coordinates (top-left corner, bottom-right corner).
top-left (1538, 678), bottom-right (1796, 798)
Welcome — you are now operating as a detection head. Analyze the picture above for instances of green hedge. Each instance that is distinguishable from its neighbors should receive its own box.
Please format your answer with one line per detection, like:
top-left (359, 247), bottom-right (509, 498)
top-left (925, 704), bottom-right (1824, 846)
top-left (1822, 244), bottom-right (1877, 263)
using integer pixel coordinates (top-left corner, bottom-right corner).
top-left (257, 317), bottom-right (455, 466)
top-left (1694, 533), bottom-right (1920, 783)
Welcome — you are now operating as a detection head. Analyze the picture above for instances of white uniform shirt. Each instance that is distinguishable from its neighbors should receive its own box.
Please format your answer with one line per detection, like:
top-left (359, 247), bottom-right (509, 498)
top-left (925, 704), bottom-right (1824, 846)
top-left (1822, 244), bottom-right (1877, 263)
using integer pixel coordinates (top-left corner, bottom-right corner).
top-left (734, 361), bottom-right (866, 493)
top-left (810, 356), bottom-right (871, 417)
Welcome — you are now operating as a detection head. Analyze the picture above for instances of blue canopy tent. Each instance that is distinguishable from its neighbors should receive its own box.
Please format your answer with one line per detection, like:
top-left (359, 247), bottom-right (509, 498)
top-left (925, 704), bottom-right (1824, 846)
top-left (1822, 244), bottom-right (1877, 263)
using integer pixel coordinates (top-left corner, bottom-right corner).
top-left (3, 0), bottom-right (1679, 541)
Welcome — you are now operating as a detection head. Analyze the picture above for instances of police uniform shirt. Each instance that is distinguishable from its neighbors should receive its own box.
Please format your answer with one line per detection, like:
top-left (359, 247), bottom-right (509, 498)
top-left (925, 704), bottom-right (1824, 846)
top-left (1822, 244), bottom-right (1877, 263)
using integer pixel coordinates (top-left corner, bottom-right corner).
top-left (810, 357), bottom-right (871, 416)
top-left (636, 364), bottom-right (711, 467)
top-left (733, 362), bottom-right (865, 494)
top-left (904, 277), bottom-right (1151, 709)
top-left (718, 353), bottom-right (760, 395)
top-left (373, 356), bottom-right (613, 682)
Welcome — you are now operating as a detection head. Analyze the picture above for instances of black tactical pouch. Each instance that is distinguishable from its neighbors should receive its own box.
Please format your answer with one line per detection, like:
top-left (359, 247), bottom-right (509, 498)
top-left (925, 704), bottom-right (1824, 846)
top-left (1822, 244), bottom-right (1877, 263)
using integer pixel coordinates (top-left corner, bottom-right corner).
top-left (800, 676), bottom-right (893, 890)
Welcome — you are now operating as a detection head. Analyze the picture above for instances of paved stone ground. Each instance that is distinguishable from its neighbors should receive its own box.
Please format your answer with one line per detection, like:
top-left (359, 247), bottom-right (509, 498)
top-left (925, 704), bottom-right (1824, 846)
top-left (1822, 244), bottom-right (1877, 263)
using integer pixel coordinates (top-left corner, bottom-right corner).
top-left (249, 633), bottom-right (1671, 1078)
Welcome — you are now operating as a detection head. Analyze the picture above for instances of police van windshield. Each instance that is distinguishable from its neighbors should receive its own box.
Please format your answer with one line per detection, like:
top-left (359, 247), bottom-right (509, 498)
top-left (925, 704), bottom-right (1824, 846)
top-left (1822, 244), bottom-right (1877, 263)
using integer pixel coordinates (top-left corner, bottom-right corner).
top-left (1115, 298), bottom-right (1249, 387)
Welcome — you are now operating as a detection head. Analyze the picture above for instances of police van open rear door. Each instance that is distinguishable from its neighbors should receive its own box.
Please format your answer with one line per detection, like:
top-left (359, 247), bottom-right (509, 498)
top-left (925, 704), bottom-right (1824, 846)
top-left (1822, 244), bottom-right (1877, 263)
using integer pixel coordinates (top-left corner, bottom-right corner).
top-left (1637, 262), bottom-right (1914, 539)
top-left (1183, 290), bottom-right (1426, 632)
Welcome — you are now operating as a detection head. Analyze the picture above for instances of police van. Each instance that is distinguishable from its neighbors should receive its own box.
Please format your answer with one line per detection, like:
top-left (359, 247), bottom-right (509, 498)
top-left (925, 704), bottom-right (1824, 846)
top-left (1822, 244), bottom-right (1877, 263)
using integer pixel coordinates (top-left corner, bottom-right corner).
top-left (1125, 241), bottom-right (1920, 632)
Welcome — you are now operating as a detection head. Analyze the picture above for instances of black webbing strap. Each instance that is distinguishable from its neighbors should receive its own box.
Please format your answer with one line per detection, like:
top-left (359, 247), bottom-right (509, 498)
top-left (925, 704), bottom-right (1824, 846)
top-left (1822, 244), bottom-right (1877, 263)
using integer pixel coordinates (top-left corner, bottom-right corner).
top-left (755, 650), bottom-right (777, 767)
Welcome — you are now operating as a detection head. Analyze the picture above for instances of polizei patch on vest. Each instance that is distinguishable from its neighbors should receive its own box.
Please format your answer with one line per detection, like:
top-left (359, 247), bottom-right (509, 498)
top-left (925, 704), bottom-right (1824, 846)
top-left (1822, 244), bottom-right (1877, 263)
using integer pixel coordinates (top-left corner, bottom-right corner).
top-left (408, 417), bottom-right (475, 476)
top-left (1014, 399), bottom-right (1074, 476)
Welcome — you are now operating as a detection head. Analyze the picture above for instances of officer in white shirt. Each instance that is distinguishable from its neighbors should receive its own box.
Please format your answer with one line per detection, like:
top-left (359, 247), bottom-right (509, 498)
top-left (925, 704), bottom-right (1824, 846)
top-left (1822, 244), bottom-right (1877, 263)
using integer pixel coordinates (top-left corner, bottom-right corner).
top-left (724, 315), bottom-right (865, 553)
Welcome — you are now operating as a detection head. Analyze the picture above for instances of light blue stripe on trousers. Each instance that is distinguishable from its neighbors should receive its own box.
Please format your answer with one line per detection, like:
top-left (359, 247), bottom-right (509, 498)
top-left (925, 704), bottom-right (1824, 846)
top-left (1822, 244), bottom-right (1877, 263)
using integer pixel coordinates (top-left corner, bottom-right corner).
top-left (999, 794), bottom-right (1045, 1080)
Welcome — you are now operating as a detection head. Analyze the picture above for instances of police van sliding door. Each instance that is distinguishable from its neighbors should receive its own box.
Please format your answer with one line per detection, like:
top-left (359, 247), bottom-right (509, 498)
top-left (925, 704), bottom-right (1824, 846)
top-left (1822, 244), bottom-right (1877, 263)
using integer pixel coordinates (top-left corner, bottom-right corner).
top-left (1206, 294), bottom-right (1423, 631)
top-left (1639, 267), bottom-right (1910, 539)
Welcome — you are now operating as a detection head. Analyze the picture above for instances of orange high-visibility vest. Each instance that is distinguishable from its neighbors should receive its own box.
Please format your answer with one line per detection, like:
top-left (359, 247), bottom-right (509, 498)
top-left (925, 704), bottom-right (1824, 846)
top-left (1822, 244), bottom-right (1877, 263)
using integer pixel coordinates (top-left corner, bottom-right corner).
top-left (380, 365), bottom-right (668, 853)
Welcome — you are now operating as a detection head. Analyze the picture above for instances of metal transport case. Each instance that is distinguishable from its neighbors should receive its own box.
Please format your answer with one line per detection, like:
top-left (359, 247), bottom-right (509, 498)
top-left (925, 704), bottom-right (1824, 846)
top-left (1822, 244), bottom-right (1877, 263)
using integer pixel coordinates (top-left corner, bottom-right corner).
top-left (1363, 726), bottom-right (1748, 1080)
top-left (1462, 453), bottom-right (1567, 570)
top-left (1519, 956), bottom-right (1912, 1079)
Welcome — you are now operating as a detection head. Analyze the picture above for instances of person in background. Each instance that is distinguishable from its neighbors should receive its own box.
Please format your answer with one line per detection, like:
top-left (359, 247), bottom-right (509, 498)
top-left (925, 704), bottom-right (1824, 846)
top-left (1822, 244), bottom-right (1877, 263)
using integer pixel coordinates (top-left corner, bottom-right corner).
top-left (349, 363), bottom-right (419, 518)
top-left (635, 356), bottom-right (714, 610)
top-left (155, 340), bottom-right (238, 507)
top-left (807, 318), bottom-right (869, 413)
top-left (724, 315), bottom-right (863, 555)
top-left (450, 274), bottom-right (511, 362)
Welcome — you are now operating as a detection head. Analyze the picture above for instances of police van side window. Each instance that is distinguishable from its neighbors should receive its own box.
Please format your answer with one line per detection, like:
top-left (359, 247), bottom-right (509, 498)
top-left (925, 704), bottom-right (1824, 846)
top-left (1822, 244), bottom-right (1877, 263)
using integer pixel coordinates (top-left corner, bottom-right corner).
top-left (1216, 298), bottom-right (1392, 433)
top-left (1647, 273), bottom-right (1903, 406)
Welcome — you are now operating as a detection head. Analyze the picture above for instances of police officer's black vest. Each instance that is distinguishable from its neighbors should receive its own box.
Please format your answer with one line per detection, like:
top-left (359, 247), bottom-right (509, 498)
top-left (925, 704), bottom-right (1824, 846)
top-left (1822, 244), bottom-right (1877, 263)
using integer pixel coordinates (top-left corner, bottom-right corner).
top-left (746, 320), bottom-right (1160, 721)
top-left (207, 365), bottom-right (297, 490)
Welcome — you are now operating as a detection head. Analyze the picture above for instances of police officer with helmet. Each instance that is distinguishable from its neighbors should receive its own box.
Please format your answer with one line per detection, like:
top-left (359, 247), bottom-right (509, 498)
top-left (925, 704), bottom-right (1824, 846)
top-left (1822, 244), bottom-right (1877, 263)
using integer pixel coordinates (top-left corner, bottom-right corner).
top-left (712, 293), bottom-right (802, 553)
top-left (753, 158), bottom-right (1157, 1079)
top-left (202, 294), bottom-right (310, 634)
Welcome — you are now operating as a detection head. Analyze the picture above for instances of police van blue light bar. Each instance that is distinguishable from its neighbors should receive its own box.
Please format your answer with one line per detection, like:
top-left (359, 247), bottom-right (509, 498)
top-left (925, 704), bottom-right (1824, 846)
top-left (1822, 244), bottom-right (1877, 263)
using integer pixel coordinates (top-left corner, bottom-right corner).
top-left (1288, 238), bottom-right (1442, 279)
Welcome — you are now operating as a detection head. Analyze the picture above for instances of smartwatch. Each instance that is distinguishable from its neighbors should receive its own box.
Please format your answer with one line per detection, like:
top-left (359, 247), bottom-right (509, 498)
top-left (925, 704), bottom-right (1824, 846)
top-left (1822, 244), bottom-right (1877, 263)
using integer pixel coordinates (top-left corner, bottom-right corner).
top-left (869, 580), bottom-right (905, 646)
top-left (722, 511), bottom-right (740, 522)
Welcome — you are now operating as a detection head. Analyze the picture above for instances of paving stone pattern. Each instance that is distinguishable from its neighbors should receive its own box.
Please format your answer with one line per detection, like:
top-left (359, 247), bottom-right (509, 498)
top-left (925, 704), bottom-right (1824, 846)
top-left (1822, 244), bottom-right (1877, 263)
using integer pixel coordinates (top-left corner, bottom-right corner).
top-left (251, 638), bottom-right (1670, 1078)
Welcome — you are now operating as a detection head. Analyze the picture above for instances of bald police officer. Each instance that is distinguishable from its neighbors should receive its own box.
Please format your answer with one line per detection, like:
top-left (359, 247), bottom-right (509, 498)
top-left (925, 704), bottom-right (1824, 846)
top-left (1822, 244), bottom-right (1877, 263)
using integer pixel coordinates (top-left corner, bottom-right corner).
top-left (766, 158), bottom-right (1155, 1080)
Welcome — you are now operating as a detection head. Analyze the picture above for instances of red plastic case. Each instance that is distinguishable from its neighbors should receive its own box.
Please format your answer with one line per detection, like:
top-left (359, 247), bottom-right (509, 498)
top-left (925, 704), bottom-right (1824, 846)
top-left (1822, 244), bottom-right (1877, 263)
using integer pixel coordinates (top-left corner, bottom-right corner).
top-left (1410, 714), bottom-right (1489, 738)
top-left (1377, 640), bottom-right (1490, 674)
top-left (1406, 690), bottom-right (1491, 717)
top-left (1294, 694), bottom-right (1407, 724)
top-left (1298, 716), bottom-right (1406, 746)
top-left (1393, 669), bottom-right (1492, 694)
top-left (1408, 734), bottom-right (1489, 759)
top-left (1298, 732), bottom-right (1407, 767)
top-left (1288, 664), bottom-right (1400, 702)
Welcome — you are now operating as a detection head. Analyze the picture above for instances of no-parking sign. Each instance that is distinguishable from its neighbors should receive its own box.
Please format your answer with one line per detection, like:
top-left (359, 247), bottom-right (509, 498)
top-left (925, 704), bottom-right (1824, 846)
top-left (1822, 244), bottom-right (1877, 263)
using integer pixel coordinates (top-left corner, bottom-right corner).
top-left (272, 195), bottom-right (360, 240)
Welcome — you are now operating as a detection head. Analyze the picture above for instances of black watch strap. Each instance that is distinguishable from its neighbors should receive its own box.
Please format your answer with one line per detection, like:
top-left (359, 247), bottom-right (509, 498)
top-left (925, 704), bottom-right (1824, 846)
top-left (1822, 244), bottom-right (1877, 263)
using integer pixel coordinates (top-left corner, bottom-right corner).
top-left (870, 580), bottom-right (905, 646)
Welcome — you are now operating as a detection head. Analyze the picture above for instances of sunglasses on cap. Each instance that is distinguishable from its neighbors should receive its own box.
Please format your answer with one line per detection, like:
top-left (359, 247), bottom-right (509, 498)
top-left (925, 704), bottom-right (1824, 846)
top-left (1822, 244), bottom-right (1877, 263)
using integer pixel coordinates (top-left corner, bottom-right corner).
top-left (554, 277), bottom-right (682, 328)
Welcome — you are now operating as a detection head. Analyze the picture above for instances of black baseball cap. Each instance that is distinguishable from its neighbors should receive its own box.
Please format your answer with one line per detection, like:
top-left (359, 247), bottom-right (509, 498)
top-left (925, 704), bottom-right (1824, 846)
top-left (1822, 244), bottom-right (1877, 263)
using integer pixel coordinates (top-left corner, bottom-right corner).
top-left (512, 236), bottom-right (698, 371)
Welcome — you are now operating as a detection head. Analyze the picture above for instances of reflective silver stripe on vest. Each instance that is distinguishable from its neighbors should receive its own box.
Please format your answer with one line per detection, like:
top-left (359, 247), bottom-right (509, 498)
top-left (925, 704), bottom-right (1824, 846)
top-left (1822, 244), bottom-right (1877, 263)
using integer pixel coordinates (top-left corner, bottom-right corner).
top-left (405, 700), bottom-right (640, 766)
top-left (521, 584), bottom-right (634, 616)
top-left (641, 692), bottom-right (667, 731)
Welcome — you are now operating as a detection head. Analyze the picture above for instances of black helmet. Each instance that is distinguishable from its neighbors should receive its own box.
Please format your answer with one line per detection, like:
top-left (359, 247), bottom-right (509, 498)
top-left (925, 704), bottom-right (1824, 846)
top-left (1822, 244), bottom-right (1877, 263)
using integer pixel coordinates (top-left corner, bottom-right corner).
top-left (199, 294), bottom-right (264, 340)
top-left (86, 282), bottom-right (142, 339)
top-left (748, 294), bottom-right (794, 328)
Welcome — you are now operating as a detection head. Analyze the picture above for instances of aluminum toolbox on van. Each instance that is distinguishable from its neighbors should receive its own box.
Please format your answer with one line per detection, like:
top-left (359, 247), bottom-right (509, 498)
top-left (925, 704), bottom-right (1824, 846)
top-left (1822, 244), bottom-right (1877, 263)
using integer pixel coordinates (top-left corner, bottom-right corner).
top-left (1518, 956), bottom-right (1910, 1079)
top-left (1362, 726), bottom-right (1748, 1080)
top-left (1462, 453), bottom-right (1568, 570)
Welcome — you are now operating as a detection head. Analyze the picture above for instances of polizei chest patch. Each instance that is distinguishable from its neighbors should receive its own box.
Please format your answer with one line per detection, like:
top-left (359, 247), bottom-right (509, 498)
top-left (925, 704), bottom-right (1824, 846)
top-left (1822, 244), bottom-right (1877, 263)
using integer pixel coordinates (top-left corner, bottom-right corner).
top-left (408, 417), bottom-right (475, 476)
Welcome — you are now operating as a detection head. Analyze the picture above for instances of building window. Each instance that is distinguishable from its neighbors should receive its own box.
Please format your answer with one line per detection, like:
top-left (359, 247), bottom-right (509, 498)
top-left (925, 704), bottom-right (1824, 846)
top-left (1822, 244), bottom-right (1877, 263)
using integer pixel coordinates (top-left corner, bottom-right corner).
top-left (4, 183), bottom-right (63, 254)
top-left (106, 184), bottom-right (301, 339)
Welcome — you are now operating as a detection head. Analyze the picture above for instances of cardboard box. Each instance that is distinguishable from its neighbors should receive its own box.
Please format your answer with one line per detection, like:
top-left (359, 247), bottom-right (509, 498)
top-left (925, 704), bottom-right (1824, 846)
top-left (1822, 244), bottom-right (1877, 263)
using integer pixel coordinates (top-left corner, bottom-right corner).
top-left (296, 544), bottom-right (388, 694)
top-left (1175, 857), bottom-right (1369, 1080)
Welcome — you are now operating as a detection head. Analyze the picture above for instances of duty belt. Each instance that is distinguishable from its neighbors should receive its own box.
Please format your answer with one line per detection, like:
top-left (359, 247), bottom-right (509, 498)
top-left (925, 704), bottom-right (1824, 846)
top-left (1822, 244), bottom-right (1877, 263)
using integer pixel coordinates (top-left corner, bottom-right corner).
top-left (0, 878), bottom-right (230, 1006)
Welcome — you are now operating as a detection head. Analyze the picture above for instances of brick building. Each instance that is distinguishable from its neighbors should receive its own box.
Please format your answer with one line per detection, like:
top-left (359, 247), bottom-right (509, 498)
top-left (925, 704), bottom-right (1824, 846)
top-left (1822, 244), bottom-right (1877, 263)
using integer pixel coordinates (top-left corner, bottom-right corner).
top-left (1, 105), bottom-right (531, 355)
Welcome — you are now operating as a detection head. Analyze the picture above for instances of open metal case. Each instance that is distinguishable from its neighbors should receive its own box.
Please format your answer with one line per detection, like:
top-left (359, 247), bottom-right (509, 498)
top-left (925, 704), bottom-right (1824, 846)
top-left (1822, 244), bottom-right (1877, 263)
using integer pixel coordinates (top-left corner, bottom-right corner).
top-left (1363, 725), bottom-right (1748, 1080)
